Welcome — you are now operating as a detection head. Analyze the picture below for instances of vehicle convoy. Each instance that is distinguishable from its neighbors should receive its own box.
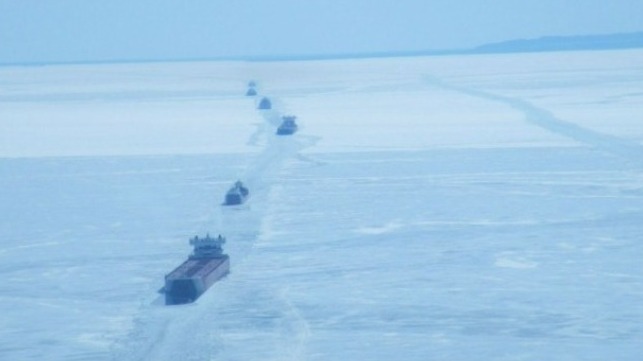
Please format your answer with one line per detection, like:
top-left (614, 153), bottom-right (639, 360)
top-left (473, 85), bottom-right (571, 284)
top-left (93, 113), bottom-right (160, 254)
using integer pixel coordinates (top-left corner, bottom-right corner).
top-left (163, 234), bottom-right (229, 305)
top-left (276, 115), bottom-right (298, 135)
top-left (223, 180), bottom-right (249, 205)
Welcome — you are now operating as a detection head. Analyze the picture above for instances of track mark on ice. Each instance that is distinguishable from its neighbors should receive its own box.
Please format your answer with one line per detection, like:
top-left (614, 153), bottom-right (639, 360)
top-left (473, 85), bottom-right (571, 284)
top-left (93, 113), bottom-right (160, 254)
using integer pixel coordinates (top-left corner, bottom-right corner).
top-left (354, 220), bottom-right (403, 235)
top-left (425, 76), bottom-right (643, 166)
top-left (279, 288), bottom-right (312, 361)
top-left (494, 252), bottom-right (539, 269)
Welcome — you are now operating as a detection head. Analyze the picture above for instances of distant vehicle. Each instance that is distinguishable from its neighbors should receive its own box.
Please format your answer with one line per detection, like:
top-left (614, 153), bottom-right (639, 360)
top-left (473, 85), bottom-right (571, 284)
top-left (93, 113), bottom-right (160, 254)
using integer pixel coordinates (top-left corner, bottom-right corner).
top-left (246, 81), bottom-right (257, 96)
top-left (277, 116), bottom-right (298, 135)
top-left (163, 234), bottom-right (229, 305)
top-left (223, 180), bottom-right (249, 205)
top-left (258, 97), bottom-right (272, 110)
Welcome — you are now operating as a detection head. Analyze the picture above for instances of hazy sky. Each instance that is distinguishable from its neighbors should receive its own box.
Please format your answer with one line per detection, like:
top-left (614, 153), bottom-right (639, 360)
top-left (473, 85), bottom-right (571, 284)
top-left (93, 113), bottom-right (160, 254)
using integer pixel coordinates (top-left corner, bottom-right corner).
top-left (1, 0), bottom-right (642, 63)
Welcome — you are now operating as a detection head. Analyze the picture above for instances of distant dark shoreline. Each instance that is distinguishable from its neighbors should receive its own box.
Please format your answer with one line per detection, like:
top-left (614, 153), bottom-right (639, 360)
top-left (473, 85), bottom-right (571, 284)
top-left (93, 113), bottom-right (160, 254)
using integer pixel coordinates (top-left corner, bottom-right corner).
top-left (2, 31), bottom-right (642, 67)
top-left (473, 31), bottom-right (643, 54)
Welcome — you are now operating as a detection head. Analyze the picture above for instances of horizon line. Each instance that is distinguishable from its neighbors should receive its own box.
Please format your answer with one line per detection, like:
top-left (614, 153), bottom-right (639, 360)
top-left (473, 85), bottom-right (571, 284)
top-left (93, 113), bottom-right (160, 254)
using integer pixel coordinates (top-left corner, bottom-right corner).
top-left (2, 31), bottom-right (642, 68)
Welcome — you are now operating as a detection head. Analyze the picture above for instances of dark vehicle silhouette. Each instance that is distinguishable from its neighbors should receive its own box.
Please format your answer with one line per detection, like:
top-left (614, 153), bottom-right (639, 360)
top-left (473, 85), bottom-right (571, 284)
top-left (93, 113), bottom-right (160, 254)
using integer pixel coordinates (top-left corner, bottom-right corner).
top-left (163, 234), bottom-right (229, 305)
top-left (258, 97), bottom-right (272, 110)
top-left (223, 180), bottom-right (249, 205)
top-left (277, 116), bottom-right (298, 135)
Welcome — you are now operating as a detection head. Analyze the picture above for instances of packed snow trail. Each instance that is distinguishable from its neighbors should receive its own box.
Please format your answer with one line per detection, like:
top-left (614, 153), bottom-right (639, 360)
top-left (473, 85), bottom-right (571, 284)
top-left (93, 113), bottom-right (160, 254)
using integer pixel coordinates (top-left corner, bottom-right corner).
top-left (425, 76), bottom-right (643, 167)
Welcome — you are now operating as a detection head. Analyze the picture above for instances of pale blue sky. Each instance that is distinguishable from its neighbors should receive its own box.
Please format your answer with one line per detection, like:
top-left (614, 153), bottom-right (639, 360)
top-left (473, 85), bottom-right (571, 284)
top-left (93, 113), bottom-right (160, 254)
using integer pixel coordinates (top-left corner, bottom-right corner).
top-left (1, 0), bottom-right (642, 63)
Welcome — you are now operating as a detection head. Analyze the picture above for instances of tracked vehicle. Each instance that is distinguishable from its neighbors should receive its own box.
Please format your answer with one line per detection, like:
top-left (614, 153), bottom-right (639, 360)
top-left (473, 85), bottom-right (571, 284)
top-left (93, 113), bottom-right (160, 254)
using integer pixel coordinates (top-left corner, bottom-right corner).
top-left (164, 234), bottom-right (229, 305)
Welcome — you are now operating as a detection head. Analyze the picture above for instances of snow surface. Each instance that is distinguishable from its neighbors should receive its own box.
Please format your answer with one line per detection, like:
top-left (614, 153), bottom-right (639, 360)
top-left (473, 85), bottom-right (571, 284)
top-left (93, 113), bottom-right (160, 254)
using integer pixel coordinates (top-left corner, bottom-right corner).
top-left (1, 50), bottom-right (643, 360)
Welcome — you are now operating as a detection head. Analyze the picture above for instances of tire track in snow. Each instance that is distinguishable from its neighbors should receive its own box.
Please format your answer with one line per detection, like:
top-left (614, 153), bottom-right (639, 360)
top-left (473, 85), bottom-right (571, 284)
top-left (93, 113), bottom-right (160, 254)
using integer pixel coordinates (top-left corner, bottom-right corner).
top-left (229, 96), bottom-right (314, 361)
top-left (425, 76), bottom-right (643, 167)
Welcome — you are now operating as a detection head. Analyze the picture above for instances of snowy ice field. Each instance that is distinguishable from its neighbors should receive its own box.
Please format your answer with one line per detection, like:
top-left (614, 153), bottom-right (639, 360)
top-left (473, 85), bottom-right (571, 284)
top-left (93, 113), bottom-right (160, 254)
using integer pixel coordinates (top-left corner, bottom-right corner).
top-left (1, 49), bottom-right (643, 360)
